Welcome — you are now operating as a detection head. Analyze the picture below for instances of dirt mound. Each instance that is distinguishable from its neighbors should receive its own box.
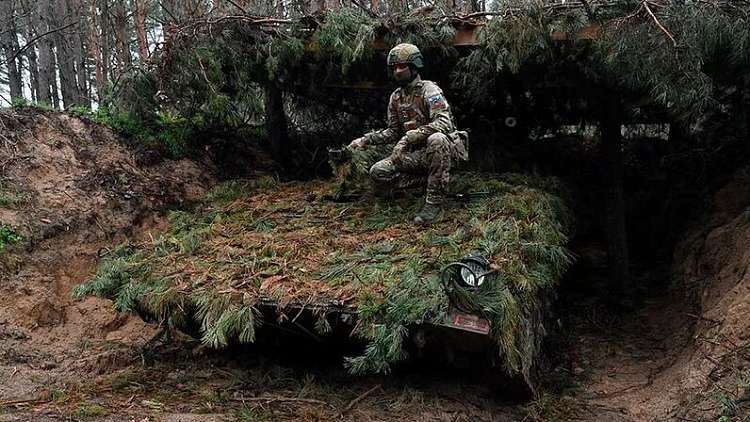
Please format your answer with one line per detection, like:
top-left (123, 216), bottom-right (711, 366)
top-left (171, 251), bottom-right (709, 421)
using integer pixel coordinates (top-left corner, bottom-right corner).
top-left (573, 168), bottom-right (750, 421)
top-left (666, 168), bottom-right (750, 420)
top-left (0, 108), bottom-right (215, 404)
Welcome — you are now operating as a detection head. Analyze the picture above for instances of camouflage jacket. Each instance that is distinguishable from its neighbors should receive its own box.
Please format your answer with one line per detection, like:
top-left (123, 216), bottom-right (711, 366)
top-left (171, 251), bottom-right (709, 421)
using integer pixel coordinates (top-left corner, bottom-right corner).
top-left (362, 76), bottom-right (456, 146)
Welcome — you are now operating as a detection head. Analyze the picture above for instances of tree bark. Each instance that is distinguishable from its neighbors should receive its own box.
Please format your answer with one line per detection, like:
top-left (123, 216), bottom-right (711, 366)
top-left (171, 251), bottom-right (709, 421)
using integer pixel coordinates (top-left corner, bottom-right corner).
top-left (264, 83), bottom-right (291, 168)
top-left (114, 0), bottom-right (131, 69)
top-left (49, 38), bottom-right (61, 109)
top-left (162, 0), bottom-right (178, 33)
top-left (21, 0), bottom-right (41, 102)
top-left (100, 0), bottom-right (110, 86)
top-left (89, 0), bottom-right (105, 104)
top-left (35, 0), bottom-right (53, 105)
top-left (600, 93), bottom-right (630, 295)
top-left (1, 0), bottom-right (24, 101)
top-left (51, 0), bottom-right (81, 108)
top-left (68, 0), bottom-right (89, 107)
top-left (133, 0), bottom-right (149, 63)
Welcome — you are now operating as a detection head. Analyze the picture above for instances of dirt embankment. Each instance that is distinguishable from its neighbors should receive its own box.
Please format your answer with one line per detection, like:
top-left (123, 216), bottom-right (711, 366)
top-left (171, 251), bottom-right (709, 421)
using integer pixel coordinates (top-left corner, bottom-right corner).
top-left (667, 168), bottom-right (750, 420)
top-left (576, 168), bottom-right (750, 421)
top-left (0, 109), bottom-right (214, 406)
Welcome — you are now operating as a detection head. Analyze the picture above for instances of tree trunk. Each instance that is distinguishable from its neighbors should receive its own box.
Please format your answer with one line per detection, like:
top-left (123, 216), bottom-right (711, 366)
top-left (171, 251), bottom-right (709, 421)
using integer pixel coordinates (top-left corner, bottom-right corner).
top-left (162, 0), bottom-right (177, 33)
top-left (51, 0), bottom-right (80, 108)
top-left (133, 0), bottom-right (149, 63)
top-left (22, 0), bottom-right (41, 102)
top-left (114, 0), bottom-right (131, 69)
top-left (89, 0), bottom-right (105, 104)
top-left (264, 83), bottom-right (291, 168)
top-left (36, 0), bottom-right (53, 105)
top-left (9, 1), bottom-right (24, 99)
top-left (100, 0), bottom-right (110, 86)
top-left (68, 0), bottom-right (89, 108)
top-left (1, 0), bottom-right (24, 101)
top-left (600, 94), bottom-right (630, 295)
top-left (50, 46), bottom-right (61, 108)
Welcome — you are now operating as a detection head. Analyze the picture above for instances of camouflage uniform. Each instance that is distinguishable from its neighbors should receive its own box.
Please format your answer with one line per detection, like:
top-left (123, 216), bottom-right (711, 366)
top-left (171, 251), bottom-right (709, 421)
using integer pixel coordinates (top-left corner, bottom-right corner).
top-left (363, 76), bottom-right (468, 205)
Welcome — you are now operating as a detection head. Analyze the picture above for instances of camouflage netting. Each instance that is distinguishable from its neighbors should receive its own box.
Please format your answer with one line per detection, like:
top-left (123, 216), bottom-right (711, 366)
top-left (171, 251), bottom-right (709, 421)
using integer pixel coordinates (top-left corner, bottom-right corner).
top-left (75, 172), bottom-right (573, 381)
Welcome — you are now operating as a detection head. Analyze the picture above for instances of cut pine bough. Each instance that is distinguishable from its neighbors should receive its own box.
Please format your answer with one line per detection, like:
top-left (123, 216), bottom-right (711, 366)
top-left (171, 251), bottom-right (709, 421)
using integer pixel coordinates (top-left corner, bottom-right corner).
top-left (74, 172), bottom-right (573, 391)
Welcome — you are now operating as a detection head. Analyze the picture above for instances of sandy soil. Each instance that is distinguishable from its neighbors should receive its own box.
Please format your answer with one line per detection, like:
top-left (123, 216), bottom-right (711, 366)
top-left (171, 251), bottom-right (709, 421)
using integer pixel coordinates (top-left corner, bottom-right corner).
top-left (574, 169), bottom-right (750, 422)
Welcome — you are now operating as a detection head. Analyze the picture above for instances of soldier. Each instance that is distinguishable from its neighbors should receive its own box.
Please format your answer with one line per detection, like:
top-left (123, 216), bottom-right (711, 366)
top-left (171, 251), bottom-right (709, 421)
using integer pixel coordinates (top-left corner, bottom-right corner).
top-left (348, 43), bottom-right (468, 224)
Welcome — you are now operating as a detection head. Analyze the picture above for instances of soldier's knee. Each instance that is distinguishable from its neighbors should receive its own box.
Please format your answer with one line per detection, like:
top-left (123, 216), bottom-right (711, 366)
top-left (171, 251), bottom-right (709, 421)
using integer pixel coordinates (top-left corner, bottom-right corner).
top-left (427, 133), bottom-right (450, 154)
top-left (369, 160), bottom-right (389, 181)
top-left (427, 133), bottom-right (449, 148)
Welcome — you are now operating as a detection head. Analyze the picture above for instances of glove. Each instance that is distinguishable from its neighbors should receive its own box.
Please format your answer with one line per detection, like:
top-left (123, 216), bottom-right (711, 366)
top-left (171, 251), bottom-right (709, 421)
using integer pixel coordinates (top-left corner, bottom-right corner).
top-left (405, 129), bottom-right (426, 145)
top-left (348, 137), bottom-right (367, 150)
top-left (391, 137), bottom-right (409, 164)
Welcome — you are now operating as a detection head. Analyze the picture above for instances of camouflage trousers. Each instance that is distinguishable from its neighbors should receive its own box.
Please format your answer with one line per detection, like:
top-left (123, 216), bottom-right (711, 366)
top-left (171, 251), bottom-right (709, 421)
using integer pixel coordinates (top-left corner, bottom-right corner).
top-left (371, 132), bottom-right (467, 205)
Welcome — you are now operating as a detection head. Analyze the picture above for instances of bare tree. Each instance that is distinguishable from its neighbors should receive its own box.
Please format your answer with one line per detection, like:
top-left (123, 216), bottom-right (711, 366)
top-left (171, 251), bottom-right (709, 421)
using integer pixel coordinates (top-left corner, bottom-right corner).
top-left (34, 0), bottom-right (57, 106)
top-left (89, 0), bottom-right (106, 103)
top-left (1, 0), bottom-right (24, 101)
top-left (51, 0), bottom-right (82, 108)
top-left (100, 0), bottom-right (111, 86)
top-left (20, 0), bottom-right (41, 102)
top-left (114, 0), bottom-right (132, 69)
top-left (134, 0), bottom-right (150, 62)
top-left (69, 0), bottom-right (90, 107)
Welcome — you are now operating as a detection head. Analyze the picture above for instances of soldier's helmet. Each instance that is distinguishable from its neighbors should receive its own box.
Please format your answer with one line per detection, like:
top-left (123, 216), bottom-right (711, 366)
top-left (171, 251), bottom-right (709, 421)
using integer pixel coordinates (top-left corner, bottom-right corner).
top-left (387, 43), bottom-right (424, 69)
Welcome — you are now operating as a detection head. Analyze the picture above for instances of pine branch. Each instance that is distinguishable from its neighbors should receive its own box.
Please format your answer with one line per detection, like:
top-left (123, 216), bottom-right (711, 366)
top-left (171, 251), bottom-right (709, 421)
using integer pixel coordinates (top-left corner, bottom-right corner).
top-left (643, 0), bottom-right (677, 48)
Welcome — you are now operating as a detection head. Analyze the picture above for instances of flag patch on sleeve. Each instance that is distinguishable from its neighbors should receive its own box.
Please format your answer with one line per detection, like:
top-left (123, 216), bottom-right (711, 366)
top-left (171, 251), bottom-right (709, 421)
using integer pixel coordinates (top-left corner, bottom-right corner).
top-left (427, 94), bottom-right (447, 110)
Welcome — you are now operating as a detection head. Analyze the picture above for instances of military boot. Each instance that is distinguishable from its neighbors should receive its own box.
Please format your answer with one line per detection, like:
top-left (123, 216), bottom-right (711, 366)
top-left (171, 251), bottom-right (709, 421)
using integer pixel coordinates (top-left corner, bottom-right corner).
top-left (413, 202), bottom-right (441, 225)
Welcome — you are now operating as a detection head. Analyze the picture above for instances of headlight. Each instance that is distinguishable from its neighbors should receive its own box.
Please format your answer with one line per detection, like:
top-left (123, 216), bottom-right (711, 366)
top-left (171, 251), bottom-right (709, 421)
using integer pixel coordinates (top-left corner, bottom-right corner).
top-left (460, 265), bottom-right (484, 287)
top-left (440, 255), bottom-right (491, 291)
top-left (457, 256), bottom-right (489, 289)
top-left (440, 255), bottom-right (493, 314)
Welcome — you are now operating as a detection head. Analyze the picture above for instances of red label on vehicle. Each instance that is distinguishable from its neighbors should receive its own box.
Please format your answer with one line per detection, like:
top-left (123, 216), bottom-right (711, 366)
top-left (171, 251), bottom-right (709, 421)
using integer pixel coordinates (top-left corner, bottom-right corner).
top-left (446, 312), bottom-right (491, 335)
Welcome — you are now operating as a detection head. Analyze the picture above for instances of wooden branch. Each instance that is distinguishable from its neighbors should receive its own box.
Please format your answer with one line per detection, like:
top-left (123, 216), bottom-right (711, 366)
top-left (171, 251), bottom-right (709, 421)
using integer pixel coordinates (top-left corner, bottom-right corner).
top-left (11, 22), bottom-right (78, 61)
top-left (158, 0), bottom-right (180, 25)
top-left (352, 0), bottom-right (379, 18)
top-left (225, 0), bottom-right (248, 14)
top-left (232, 395), bottom-right (335, 408)
top-left (643, 0), bottom-right (677, 47)
top-left (342, 385), bottom-right (381, 414)
top-left (0, 91), bottom-right (11, 107)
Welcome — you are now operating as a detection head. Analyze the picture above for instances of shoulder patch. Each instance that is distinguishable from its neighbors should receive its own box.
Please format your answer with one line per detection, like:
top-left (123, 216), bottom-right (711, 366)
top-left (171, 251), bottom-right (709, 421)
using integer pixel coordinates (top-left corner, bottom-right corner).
top-left (427, 94), bottom-right (447, 110)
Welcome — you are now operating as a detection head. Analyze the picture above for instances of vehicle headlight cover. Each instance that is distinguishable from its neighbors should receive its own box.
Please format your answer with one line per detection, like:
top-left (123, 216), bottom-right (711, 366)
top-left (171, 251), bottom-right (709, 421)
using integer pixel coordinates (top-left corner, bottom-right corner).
top-left (441, 255), bottom-right (491, 291)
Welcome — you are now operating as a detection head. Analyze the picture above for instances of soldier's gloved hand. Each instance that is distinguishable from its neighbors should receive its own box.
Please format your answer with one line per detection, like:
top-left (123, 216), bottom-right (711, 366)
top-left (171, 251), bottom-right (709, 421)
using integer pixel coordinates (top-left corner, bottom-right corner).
top-left (405, 129), bottom-right (426, 145)
top-left (348, 137), bottom-right (367, 150)
top-left (392, 137), bottom-right (409, 163)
